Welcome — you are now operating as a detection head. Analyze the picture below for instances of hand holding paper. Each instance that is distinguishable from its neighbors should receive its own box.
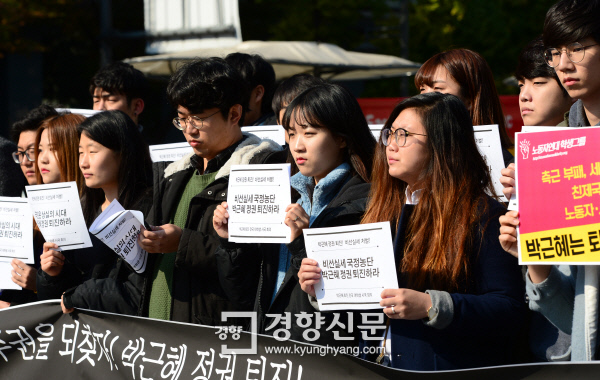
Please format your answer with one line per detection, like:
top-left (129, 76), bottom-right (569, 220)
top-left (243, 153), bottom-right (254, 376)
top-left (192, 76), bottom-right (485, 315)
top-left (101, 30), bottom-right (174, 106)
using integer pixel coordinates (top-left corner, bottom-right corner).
top-left (138, 224), bottom-right (182, 254)
top-left (227, 164), bottom-right (292, 243)
top-left (40, 242), bottom-right (65, 277)
top-left (10, 259), bottom-right (37, 291)
top-left (89, 199), bottom-right (150, 273)
top-left (499, 210), bottom-right (520, 258)
top-left (298, 258), bottom-right (321, 298)
top-left (284, 204), bottom-right (309, 242)
top-left (500, 163), bottom-right (516, 201)
top-left (303, 222), bottom-right (399, 311)
top-left (213, 202), bottom-right (230, 239)
top-left (380, 288), bottom-right (432, 320)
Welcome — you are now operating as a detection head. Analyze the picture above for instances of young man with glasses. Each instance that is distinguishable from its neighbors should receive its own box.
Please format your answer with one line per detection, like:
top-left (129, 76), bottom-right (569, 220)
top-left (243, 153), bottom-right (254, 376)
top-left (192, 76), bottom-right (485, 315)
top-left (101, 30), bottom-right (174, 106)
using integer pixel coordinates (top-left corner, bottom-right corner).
top-left (9, 105), bottom-right (58, 186)
top-left (138, 57), bottom-right (284, 325)
top-left (543, 0), bottom-right (600, 127)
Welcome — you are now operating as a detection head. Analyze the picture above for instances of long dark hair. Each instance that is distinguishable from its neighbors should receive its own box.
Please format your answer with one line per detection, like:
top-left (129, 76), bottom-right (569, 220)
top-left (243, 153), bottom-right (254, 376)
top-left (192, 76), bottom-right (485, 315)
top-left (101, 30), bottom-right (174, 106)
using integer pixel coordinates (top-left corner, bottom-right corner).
top-left (363, 92), bottom-right (496, 292)
top-left (281, 83), bottom-right (375, 182)
top-left (78, 110), bottom-right (153, 226)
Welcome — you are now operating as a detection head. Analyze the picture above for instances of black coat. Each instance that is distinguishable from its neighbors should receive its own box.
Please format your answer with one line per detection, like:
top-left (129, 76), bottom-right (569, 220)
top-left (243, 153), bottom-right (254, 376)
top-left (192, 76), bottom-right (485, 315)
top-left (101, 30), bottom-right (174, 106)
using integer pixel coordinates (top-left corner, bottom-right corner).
top-left (375, 197), bottom-right (528, 370)
top-left (143, 137), bottom-right (286, 325)
top-left (38, 192), bottom-right (153, 316)
top-left (216, 175), bottom-right (370, 345)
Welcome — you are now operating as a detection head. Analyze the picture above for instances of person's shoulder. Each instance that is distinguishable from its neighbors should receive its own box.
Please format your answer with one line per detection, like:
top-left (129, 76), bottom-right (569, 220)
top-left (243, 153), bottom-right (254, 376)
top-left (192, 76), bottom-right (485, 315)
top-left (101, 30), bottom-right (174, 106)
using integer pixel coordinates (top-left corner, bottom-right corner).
top-left (236, 133), bottom-right (284, 164)
top-left (161, 153), bottom-right (196, 179)
top-left (330, 175), bottom-right (371, 209)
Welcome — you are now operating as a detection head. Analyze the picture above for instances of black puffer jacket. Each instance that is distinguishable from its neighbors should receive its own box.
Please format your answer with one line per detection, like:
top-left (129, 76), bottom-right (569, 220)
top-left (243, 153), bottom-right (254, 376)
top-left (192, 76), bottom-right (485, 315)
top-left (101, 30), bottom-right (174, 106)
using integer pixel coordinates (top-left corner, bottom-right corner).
top-left (144, 134), bottom-right (285, 325)
top-left (216, 175), bottom-right (370, 345)
top-left (38, 192), bottom-right (153, 316)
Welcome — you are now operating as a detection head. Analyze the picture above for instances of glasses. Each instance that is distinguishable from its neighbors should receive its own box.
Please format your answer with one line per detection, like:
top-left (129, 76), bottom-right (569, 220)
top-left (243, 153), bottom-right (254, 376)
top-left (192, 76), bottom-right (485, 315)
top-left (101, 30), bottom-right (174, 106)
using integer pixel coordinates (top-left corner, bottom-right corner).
top-left (382, 128), bottom-right (427, 147)
top-left (172, 110), bottom-right (220, 131)
top-left (544, 42), bottom-right (600, 67)
top-left (12, 150), bottom-right (35, 164)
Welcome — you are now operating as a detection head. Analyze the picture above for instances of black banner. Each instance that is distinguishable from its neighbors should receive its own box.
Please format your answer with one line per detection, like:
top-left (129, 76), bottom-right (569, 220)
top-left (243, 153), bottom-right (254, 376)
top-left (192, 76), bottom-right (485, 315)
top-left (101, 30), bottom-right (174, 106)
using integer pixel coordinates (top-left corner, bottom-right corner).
top-left (0, 301), bottom-right (599, 379)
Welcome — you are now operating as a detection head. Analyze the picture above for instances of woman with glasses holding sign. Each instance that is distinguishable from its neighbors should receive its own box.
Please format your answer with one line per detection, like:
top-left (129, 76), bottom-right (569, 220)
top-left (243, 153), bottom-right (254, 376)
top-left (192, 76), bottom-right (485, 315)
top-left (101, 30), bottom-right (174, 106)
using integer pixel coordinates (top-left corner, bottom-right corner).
top-left (306, 92), bottom-right (525, 370)
top-left (37, 111), bottom-right (153, 316)
top-left (213, 83), bottom-right (375, 345)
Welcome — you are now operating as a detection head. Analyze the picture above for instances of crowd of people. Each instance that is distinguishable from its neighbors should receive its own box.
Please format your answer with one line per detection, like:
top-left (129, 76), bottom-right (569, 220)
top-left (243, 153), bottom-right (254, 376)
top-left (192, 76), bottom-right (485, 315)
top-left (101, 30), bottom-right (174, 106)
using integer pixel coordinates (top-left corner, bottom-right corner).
top-left (1, 0), bottom-right (600, 371)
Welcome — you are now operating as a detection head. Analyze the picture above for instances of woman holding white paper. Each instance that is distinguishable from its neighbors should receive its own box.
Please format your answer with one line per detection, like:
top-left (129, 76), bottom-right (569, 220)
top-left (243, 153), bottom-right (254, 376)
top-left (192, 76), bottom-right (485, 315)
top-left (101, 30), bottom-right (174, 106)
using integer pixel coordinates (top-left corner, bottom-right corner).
top-left (300, 93), bottom-right (527, 370)
top-left (213, 83), bottom-right (375, 345)
top-left (37, 110), bottom-right (153, 316)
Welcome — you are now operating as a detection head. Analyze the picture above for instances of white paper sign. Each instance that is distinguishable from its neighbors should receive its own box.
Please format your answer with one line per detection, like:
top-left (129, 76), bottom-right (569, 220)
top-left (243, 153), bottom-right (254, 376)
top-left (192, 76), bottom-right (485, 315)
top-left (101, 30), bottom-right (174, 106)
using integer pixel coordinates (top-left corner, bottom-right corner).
top-left (0, 262), bottom-right (20, 290)
top-left (149, 142), bottom-right (193, 163)
top-left (227, 164), bottom-right (292, 243)
top-left (507, 126), bottom-right (572, 211)
top-left (474, 125), bottom-right (507, 202)
top-left (304, 222), bottom-right (399, 311)
top-left (89, 199), bottom-right (148, 273)
top-left (26, 182), bottom-right (92, 250)
top-left (55, 108), bottom-right (100, 117)
top-left (0, 197), bottom-right (34, 264)
top-left (369, 124), bottom-right (384, 140)
top-left (241, 125), bottom-right (286, 146)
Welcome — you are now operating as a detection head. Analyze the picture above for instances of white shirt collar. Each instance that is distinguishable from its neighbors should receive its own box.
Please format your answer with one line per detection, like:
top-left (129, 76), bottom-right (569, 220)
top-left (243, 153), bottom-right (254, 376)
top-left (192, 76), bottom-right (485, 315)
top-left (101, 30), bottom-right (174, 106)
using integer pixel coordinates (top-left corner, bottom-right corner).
top-left (405, 187), bottom-right (422, 205)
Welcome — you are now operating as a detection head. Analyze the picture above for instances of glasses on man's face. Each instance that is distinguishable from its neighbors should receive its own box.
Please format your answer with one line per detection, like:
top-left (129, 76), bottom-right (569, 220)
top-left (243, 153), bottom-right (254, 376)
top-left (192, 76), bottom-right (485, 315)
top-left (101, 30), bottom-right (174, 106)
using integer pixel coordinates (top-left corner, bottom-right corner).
top-left (544, 42), bottom-right (600, 67)
top-left (382, 128), bottom-right (427, 147)
top-left (172, 110), bottom-right (220, 131)
top-left (12, 150), bottom-right (35, 164)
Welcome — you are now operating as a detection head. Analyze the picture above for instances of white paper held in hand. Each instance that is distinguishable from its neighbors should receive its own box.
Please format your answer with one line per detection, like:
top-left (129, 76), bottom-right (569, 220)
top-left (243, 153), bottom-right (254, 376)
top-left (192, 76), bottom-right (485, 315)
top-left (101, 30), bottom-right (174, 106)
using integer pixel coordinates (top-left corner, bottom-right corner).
top-left (89, 199), bottom-right (148, 273)
top-left (303, 222), bottom-right (399, 311)
top-left (227, 163), bottom-right (292, 244)
top-left (26, 182), bottom-right (92, 250)
top-left (0, 196), bottom-right (34, 265)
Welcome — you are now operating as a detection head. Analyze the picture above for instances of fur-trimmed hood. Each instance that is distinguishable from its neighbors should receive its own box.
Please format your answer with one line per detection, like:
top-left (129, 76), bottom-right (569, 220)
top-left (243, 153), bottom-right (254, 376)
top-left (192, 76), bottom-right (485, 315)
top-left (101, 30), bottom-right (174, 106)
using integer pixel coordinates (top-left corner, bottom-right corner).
top-left (163, 133), bottom-right (283, 180)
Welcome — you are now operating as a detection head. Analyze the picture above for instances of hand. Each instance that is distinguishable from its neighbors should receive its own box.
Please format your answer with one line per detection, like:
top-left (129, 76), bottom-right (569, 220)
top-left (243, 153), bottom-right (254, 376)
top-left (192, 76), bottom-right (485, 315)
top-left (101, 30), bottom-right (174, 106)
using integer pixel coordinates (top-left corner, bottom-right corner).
top-left (499, 163), bottom-right (516, 200)
top-left (40, 242), bottom-right (65, 277)
top-left (284, 204), bottom-right (310, 242)
top-left (11, 259), bottom-right (37, 291)
top-left (298, 258), bottom-right (321, 298)
top-left (138, 224), bottom-right (182, 253)
top-left (0, 301), bottom-right (10, 309)
top-left (380, 288), bottom-right (432, 320)
top-left (213, 202), bottom-right (230, 239)
top-left (499, 210), bottom-right (520, 258)
top-left (61, 294), bottom-right (74, 314)
top-left (499, 212), bottom-right (551, 283)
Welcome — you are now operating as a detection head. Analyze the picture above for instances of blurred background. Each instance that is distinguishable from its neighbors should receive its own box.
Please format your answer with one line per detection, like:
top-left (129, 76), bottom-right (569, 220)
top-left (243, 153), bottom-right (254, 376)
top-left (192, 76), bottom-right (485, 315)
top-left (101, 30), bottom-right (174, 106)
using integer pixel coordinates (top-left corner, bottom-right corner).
top-left (0, 0), bottom-right (556, 144)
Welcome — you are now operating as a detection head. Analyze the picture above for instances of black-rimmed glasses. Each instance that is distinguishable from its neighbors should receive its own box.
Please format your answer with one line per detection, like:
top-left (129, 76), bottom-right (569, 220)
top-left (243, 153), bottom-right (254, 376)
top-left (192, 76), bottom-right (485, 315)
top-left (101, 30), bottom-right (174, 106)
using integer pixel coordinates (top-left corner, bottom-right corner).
top-left (382, 128), bottom-right (427, 147)
top-left (173, 110), bottom-right (220, 131)
top-left (12, 150), bottom-right (35, 164)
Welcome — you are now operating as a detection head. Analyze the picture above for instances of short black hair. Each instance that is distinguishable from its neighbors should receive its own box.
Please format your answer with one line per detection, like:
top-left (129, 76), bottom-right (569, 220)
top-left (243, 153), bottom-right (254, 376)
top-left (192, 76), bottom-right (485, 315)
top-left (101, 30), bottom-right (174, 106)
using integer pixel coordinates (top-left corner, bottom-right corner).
top-left (10, 104), bottom-right (59, 142)
top-left (515, 36), bottom-right (569, 97)
top-left (225, 53), bottom-right (276, 116)
top-left (89, 62), bottom-right (148, 104)
top-left (271, 74), bottom-right (324, 123)
top-left (166, 57), bottom-right (246, 124)
top-left (544, 0), bottom-right (600, 48)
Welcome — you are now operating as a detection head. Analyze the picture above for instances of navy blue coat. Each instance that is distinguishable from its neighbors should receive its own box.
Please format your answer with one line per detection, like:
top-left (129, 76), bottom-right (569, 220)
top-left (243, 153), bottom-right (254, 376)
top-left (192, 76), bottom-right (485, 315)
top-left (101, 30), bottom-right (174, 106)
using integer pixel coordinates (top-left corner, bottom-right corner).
top-left (382, 198), bottom-right (528, 370)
